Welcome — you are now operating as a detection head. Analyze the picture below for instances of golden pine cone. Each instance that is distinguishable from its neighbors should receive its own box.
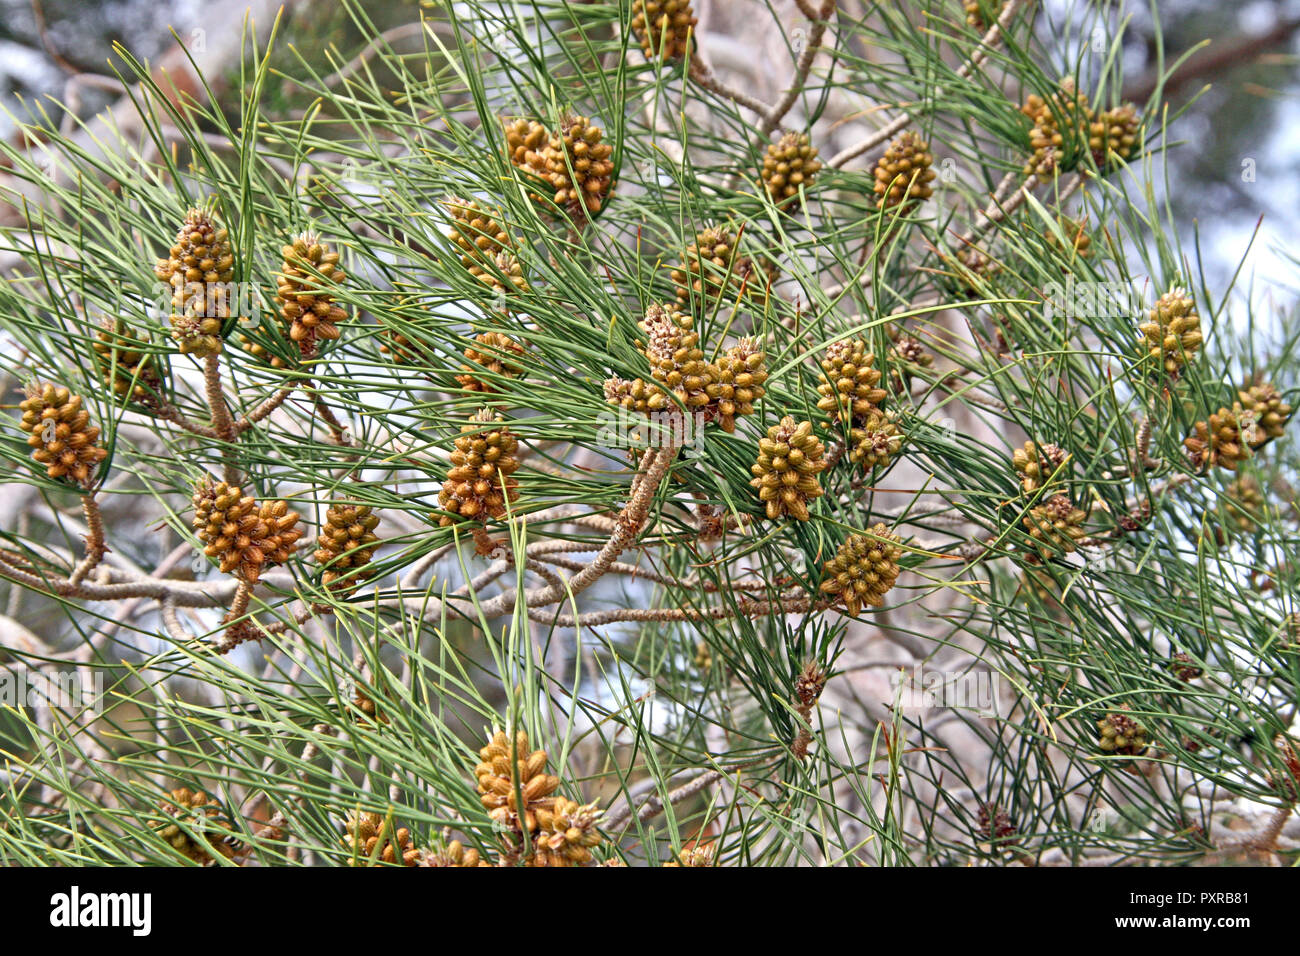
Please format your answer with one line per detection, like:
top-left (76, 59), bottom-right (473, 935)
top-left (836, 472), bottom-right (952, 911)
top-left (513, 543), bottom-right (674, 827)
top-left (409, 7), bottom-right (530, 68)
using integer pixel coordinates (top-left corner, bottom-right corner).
top-left (665, 843), bottom-right (715, 867)
top-left (315, 502), bottom-right (381, 589)
top-left (191, 477), bottom-right (300, 584)
top-left (340, 811), bottom-right (420, 866)
top-left (455, 332), bottom-right (527, 394)
top-left (816, 338), bottom-right (888, 423)
top-left (1089, 103), bottom-right (1141, 168)
top-left (1235, 380), bottom-right (1292, 448)
top-left (848, 412), bottom-right (903, 471)
top-left (819, 524), bottom-right (903, 616)
top-left (93, 318), bottom-right (163, 405)
top-left (762, 132), bottom-right (821, 207)
top-left (545, 114), bottom-right (615, 216)
top-left (18, 383), bottom-right (109, 486)
top-left (706, 338), bottom-right (767, 433)
top-left (276, 233), bottom-right (347, 355)
top-left (503, 117), bottom-right (551, 174)
top-left (640, 302), bottom-right (716, 410)
top-left (604, 375), bottom-right (670, 414)
top-left (1185, 407), bottom-right (1252, 473)
top-left (670, 224), bottom-right (776, 308)
top-left (439, 196), bottom-right (522, 298)
top-left (1139, 287), bottom-right (1201, 379)
top-left (192, 477), bottom-right (260, 578)
top-left (156, 207), bottom-right (236, 358)
top-left (474, 729), bottom-right (560, 834)
top-left (151, 788), bottom-right (245, 865)
top-left (532, 797), bottom-right (604, 867)
top-left (169, 313), bottom-right (226, 358)
top-left (259, 499), bottom-right (303, 567)
top-left (155, 207), bottom-right (236, 295)
top-left (1012, 440), bottom-right (1067, 493)
top-left (873, 131), bottom-right (937, 211)
top-left (1020, 92), bottom-right (1059, 176)
top-left (1021, 79), bottom-right (1094, 177)
top-left (444, 197), bottom-right (511, 267)
top-left (1097, 705), bottom-right (1149, 757)
top-left (415, 841), bottom-right (491, 867)
top-left (1022, 493), bottom-right (1088, 556)
top-left (468, 250), bottom-right (529, 296)
top-left (438, 410), bottom-right (520, 525)
top-left (631, 0), bottom-right (696, 61)
top-left (749, 416), bottom-right (827, 522)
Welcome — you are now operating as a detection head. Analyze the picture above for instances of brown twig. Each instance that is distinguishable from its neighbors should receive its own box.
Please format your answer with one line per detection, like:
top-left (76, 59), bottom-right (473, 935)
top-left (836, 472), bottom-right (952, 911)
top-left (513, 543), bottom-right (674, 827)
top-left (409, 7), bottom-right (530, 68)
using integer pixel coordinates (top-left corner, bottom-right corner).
top-left (235, 386), bottom-right (295, 433)
top-left (688, 61), bottom-right (773, 118)
top-left (527, 593), bottom-right (820, 628)
top-left (0, 553), bottom-right (288, 606)
top-left (66, 494), bottom-right (106, 587)
top-left (604, 756), bottom-right (774, 835)
top-left (154, 398), bottom-right (221, 439)
top-left (759, 0), bottom-right (837, 137)
top-left (531, 553), bottom-right (774, 593)
top-left (202, 353), bottom-right (241, 484)
top-left (308, 385), bottom-right (355, 450)
top-left (203, 354), bottom-right (235, 440)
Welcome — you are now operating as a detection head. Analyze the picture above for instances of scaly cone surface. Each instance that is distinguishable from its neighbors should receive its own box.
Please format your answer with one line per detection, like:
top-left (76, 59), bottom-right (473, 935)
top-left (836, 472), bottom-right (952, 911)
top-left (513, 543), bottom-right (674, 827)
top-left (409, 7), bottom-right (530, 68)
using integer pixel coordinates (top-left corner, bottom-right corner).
top-left (155, 207), bottom-right (236, 358)
top-left (18, 383), bottom-right (108, 486)
top-left (750, 416), bottom-right (827, 521)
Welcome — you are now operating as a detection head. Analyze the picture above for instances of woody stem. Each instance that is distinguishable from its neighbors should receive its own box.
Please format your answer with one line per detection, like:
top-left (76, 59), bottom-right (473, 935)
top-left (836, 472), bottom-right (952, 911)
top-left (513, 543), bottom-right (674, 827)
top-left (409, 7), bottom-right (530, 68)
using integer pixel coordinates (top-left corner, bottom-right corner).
top-left (67, 494), bottom-right (106, 587)
top-left (203, 353), bottom-right (241, 485)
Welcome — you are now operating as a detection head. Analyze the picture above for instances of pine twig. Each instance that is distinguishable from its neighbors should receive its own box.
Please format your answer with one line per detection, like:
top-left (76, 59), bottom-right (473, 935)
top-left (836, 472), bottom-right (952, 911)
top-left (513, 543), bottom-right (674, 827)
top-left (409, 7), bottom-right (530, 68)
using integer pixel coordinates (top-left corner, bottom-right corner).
top-left (203, 353), bottom-right (240, 484)
top-left (688, 61), bottom-right (772, 118)
top-left (235, 386), bottom-right (295, 433)
top-left (66, 494), bottom-right (106, 587)
top-left (759, 0), bottom-right (837, 137)
top-left (527, 593), bottom-right (820, 628)
top-left (154, 398), bottom-right (222, 439)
